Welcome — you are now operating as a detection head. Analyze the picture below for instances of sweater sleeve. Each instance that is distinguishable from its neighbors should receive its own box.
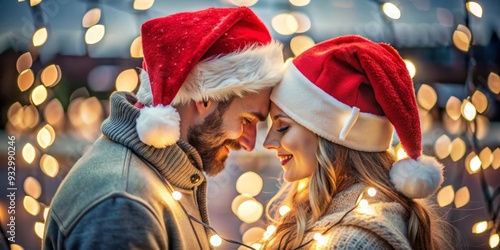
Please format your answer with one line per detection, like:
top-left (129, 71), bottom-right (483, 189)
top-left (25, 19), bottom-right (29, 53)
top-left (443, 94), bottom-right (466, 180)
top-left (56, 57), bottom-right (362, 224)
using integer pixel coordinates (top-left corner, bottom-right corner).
top-left (63, 196), bottom-right (167, 250)
top-left (322, 225), bottom-right (393, 250)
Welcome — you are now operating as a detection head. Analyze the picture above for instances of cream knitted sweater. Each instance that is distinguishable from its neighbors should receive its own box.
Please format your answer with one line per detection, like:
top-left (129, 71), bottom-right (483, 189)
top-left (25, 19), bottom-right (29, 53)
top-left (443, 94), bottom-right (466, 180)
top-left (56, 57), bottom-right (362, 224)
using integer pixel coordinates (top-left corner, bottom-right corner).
top-left (302, 183), bottom-right (412, 250)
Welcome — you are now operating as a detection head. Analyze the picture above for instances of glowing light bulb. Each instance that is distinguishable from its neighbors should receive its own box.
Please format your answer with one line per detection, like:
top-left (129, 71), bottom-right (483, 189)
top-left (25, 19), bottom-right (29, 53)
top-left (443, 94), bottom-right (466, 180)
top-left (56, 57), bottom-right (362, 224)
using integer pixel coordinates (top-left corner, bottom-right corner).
top-left (263, 225), bottom-right (276, 240)
top-left (172, 191), bottom-right (182, 200)
top-left (279, 205), bottom-right (291, 216)
top-left (359, 199), bottom-right (369, 209)
top-left (210, 235), bottom-right (222, 247)
top-left (367, 188), bottom-right (377, 197)
top-left (313, 233), bottom-right (328, 247)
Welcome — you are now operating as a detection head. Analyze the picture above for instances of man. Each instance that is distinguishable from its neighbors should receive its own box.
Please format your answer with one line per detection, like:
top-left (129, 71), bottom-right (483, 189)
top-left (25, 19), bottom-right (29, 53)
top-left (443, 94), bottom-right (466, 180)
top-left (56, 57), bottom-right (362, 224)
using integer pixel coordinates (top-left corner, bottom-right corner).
top-left (43, 7), bottom-right (283, 249)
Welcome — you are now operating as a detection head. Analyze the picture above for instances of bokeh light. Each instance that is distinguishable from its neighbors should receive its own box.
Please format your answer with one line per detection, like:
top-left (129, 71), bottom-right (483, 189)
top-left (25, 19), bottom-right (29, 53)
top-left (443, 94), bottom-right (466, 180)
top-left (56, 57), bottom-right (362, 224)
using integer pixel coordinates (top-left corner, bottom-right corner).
top-left (404, 59), bottom-right (416, 78)
top-left (34, 222), bottom-right (44, 239)
top-left (465, 152), bottom-right (481, 174)
top-left (210, 235), bottom-right (222, 247)
top-left (454, 186), bottom-right (470, 208)
top-left (452, 25), bottom-right (471, 52)
top-left (33, 27), bottom-right (48, 47)
top-left (18, 69), bottom-right (34, 92)
top-left (417, 84), bottom-right (437, 110)
top-left (490, 234), bottom-right (499, 248)
top-left (289, 0), bottom-right (310, 6)
top-left (272, 13), bottom-right (298, 35)
top-left (382, 2), bottom-right (401, 20)
top-left (16, 52), bottom-right (32, 73)
top-left (492, 148), bottom-right (500, 170)
top-left (446, 96), bottom-right (462, 120)
top-left (290, 35), bottom-right (315, 56)
top-left (279, 205), bottom-right (291, 216)
top-left (236, 171), bottom-right (263, 197)
top-left (116, 69), bottom-right (139, 92)
top-left (22, 143), bottom-right (36, 164)
top-left (472, 221), bottom-right (489, 234)
top-left (85, 24), bottom-right (105, 44)
top-left (466, 1), bottom-right (483, 18)
top-left (134, 0), bottom-right (155, 10)
top-left (44, 99), bottom-right (64, 126)
top-left (232, 194), bottom-right (253, 215)
top-left (434, 134), bottom-right (451, 159)
top-left (41, 64), bottom-right (62, 87)
top-left (437, 185), bottom-right (454, 207)
top-left (242, 227), bottom-right (266, 245)
top-left (23, 177), bottom-right (42, 199)
top-left (479, 147), bottom-right (493, 169)
top-left (31, 85), bottom-right (48, 106)
top-left (82, 8), bottom-right (101, 28)
top-left (229, 0), bottom-right (258, 6)
top-left (40, 154), bottom-right (59, 178)
top-left (130, 36), bottom-right (143, 58)
top-left (290, 12), bottom-right (311, 33)
top-left (471, 90), bottom-right (488, 113)
top-left (23, 196), bottom-right (40, 216)
top-left (488, 72), bottom-right (500, 94)
top-left (461, 99), bottom-right (477, 121)
top-left (237, 199), bottom-right (263, 224)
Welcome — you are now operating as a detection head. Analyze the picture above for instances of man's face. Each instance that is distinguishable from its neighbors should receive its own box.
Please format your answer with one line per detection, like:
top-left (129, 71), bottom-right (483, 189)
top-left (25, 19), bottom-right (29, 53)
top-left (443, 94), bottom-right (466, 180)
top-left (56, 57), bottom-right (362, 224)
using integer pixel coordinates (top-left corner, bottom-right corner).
top-left (188, 88), bottom-right (272, 176)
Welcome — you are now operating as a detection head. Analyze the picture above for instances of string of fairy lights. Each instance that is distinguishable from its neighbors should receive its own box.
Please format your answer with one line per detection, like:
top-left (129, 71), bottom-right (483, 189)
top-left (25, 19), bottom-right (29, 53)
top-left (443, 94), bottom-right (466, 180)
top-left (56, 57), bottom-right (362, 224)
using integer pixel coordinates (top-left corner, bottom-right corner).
top-left (2, 0), bottom-right (500, 249)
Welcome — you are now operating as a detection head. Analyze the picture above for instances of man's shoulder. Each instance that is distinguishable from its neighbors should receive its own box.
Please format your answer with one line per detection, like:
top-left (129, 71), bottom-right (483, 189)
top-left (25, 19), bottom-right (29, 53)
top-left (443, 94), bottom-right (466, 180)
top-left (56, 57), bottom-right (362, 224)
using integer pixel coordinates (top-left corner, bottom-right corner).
top-left (49, 136), bottom-right (169, 235)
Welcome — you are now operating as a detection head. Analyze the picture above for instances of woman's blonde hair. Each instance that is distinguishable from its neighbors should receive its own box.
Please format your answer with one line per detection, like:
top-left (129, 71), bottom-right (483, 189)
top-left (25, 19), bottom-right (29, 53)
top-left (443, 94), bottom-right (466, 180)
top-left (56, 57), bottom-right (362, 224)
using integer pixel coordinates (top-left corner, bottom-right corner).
top-left (261, 136), bottom-right (455, 250)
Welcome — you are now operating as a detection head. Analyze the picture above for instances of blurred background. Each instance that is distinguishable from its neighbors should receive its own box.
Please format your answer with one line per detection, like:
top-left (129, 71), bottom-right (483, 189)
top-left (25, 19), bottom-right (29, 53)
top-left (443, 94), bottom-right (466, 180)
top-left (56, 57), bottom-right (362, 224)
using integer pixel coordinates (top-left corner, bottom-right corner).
top-left (0, 0), bottom-right (499, 249)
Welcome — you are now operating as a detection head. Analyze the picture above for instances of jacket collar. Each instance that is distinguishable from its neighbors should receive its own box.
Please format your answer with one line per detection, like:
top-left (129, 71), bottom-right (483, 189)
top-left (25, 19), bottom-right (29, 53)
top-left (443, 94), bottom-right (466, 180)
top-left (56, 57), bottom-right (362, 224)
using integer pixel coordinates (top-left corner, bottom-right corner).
top-left (101, 92), bottom-right (205, 190)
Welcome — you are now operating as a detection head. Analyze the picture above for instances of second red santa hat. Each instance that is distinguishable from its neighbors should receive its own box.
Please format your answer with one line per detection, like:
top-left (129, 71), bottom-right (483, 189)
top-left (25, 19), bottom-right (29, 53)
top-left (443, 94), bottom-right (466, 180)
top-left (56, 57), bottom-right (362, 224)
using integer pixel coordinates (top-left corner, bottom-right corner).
top-left (136, 7), bottom-right (283, 148)
top-left (271, 35), bottom-right (444, 199)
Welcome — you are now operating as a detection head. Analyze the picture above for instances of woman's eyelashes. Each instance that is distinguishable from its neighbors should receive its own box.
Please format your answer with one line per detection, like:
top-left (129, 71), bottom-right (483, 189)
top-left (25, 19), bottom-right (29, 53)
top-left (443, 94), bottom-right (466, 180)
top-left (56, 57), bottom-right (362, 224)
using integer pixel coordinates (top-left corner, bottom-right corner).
top-left (277, 125), bottom-right (289, 133)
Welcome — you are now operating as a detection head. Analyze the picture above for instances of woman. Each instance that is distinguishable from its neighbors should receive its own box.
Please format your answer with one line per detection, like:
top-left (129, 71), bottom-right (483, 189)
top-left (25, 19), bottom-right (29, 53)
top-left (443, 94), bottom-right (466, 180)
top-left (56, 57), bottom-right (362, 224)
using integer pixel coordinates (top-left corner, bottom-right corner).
top-left (261, 36), bottom-right (455, 249)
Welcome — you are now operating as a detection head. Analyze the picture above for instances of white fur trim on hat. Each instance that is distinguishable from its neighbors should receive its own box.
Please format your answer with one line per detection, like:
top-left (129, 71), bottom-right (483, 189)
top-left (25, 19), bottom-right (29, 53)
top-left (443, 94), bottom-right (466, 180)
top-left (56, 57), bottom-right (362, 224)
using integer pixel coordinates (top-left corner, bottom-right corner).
top-left (389, 155), bottom-right (444, 199)
top-left (136, 105), bottom-right (180, 148)
top-left (136, 41), bottom-right (283, 106)
top-left (271, 62), bottom-right (394, 152)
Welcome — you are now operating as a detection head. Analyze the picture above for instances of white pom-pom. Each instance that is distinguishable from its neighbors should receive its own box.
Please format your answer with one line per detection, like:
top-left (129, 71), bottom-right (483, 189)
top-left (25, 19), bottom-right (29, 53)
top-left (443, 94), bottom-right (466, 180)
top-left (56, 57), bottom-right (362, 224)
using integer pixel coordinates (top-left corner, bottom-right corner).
top-left (136, 105), bottom-right (180, 148)
top-left (389, 155), bottom-right (444, 199)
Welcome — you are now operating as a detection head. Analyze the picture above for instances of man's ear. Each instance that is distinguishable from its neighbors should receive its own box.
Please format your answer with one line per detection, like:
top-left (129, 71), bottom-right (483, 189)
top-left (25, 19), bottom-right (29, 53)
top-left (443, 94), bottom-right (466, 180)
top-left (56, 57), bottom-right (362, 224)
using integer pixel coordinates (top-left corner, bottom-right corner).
top-left (194, 99), bottom-right (218, 118)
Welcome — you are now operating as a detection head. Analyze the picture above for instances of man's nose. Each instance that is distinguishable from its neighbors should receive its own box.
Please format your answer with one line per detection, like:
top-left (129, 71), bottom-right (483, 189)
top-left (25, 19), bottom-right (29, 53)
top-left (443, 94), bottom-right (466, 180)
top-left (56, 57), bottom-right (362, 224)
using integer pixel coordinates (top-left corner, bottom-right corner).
top-left (238, 124), bottom-right (257, 151)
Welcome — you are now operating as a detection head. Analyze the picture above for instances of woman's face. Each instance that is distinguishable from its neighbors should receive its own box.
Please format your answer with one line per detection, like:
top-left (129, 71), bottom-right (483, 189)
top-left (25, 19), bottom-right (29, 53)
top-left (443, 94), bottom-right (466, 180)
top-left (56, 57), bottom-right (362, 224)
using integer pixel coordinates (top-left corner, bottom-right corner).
top-left (264, 103), bottom-right (319, 182)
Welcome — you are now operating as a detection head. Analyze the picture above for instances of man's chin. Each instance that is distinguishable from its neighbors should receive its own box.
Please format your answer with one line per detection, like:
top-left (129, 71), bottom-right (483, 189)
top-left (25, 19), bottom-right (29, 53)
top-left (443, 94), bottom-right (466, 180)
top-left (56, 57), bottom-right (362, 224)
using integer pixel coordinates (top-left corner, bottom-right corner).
top-left (204, 158), bottom-right (227, 176)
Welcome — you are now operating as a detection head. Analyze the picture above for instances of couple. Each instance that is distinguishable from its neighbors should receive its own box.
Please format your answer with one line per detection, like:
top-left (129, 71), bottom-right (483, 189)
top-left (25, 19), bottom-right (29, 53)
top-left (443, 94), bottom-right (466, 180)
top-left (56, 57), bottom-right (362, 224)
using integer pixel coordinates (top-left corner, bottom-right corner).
top-left (43, 7), bottom-right (452, 250)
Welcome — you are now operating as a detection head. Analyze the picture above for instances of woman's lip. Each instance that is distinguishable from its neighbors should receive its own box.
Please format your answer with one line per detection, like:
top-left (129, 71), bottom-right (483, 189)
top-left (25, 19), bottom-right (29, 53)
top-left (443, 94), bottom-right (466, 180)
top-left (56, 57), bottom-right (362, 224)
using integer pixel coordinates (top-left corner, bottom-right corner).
top-left (278, 154), bottom-right (293, 166)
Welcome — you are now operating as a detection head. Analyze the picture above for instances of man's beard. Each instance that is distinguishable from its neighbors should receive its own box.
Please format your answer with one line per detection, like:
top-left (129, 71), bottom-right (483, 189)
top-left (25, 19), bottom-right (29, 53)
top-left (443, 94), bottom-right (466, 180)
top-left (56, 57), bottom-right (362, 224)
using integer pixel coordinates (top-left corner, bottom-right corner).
top-left (187, 103), bottom-right (241, 176)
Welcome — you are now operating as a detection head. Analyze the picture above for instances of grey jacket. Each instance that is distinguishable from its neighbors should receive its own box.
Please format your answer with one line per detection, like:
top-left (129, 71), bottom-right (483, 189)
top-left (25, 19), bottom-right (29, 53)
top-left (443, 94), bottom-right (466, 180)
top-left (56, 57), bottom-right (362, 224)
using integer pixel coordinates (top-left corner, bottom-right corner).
top-left (43, 92), bottom-right (212, 249)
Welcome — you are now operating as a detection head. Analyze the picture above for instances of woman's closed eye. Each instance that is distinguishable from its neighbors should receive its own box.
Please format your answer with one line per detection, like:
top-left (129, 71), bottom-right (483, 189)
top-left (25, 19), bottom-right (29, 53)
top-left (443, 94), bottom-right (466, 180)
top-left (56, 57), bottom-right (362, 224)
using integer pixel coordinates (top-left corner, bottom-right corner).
top-left (277, 126), bottom-right (289, 133)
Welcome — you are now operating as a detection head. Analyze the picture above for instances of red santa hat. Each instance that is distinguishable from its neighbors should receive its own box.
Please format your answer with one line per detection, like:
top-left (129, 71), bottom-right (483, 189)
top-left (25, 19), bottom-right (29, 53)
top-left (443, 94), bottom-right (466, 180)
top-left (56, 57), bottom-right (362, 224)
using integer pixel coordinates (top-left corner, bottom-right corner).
top-left (135, 7), bottom-right (283, 148)
top-left (271, 35), bottom-right (444, 199)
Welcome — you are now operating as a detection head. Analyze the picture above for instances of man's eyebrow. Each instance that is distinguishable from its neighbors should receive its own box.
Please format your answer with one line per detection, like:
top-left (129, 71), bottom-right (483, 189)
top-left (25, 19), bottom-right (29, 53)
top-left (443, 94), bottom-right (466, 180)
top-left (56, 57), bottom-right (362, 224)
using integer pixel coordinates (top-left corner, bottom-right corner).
top-left (250, 112), bottom-right (267, 121)
top-left (272, 113), bottom-right (287, 121)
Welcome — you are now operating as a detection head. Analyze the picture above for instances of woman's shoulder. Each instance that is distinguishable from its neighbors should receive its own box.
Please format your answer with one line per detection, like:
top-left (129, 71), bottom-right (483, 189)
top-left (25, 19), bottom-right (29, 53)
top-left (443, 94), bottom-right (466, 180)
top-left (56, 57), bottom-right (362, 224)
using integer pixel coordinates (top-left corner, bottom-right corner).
top-left (310, 184), bottom-right (412, 249)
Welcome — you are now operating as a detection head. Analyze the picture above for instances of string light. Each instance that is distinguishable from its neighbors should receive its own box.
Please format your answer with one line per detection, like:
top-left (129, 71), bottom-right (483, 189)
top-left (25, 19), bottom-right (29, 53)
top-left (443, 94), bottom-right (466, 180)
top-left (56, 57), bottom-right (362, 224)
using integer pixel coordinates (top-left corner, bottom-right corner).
top-left (313, 233), bottom-right (328, 247)
top-left (172, 191), bottom-right (182, 200)
top-left (358, 199), bottom-right (369, 209)
top-left (367, 188), bottom-right (377, 197)
top-left (263, 225), bottom-right (276, 240)
top-left (279, 205), bottom-right (291, 216)
top-left (210, 234), bottom-right (222, 247)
